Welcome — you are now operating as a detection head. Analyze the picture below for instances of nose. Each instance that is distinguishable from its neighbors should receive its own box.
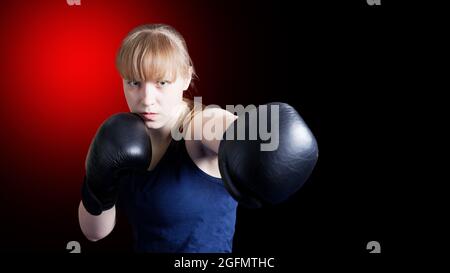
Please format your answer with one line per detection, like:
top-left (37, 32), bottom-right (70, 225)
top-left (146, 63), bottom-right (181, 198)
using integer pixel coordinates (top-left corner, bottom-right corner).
top-left (142, 82), bottom-right (157, 107)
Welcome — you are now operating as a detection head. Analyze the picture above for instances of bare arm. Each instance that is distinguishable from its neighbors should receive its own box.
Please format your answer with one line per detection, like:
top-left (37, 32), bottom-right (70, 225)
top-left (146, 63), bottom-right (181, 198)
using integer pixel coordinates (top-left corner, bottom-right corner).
top-left (78, 201), bottom-right (116, 242)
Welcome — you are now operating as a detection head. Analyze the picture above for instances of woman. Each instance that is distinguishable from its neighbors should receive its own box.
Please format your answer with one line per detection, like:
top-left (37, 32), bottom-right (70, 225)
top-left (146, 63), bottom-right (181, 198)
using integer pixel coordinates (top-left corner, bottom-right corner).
top-left (78, 24), bottom-right (239, 253)
top-left (78, 24), bottom-right (318, 253)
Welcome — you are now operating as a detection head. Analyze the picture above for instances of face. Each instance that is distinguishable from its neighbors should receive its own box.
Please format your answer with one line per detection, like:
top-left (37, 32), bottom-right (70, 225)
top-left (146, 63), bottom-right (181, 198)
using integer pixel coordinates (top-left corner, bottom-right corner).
top-left (123, 74), bottom-right (190, 130)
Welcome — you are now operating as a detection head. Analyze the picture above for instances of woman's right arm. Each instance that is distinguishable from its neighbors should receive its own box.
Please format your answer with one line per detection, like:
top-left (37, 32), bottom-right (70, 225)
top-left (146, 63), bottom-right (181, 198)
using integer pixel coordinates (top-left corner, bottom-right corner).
top-left (78, 201), bottom-right (116, 241)
top-left (79, 113), bottom-right (151, 241)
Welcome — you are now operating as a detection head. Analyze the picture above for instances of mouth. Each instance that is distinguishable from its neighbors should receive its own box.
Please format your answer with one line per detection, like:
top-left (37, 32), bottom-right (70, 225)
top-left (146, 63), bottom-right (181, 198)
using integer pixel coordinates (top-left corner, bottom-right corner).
top-left (140, 112), bottom-right (158, 121)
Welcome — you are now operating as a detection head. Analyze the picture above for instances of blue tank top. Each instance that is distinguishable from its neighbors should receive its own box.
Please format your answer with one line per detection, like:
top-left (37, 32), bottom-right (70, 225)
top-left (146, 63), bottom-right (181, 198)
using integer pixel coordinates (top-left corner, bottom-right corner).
top-left (117, 139), bottom-right (238, 253)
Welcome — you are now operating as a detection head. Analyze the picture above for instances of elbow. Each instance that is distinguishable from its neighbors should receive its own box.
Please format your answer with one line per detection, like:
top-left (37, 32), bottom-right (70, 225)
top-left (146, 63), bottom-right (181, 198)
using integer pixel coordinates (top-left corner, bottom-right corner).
top-left (78, 219), bottom-right (115, 242)
top-left (82, 231), bottom-right (107, 242)
top-left (78, 201), bottom-right (116, 242)
top-left (80, 222), bottom-right (114, 242)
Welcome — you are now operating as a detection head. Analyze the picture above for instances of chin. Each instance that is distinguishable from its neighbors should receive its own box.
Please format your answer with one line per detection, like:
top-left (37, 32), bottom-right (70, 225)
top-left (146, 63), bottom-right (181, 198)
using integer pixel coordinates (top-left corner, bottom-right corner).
top-left (144, 120), bottom-right (163, 129)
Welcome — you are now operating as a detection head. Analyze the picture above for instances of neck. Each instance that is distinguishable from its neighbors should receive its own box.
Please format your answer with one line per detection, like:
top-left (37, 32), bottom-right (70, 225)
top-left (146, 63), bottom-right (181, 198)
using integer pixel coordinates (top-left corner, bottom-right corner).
top-left (148, 125), bottom-right (172, 145)
top-left (147, 102), bottom-right (189, 144)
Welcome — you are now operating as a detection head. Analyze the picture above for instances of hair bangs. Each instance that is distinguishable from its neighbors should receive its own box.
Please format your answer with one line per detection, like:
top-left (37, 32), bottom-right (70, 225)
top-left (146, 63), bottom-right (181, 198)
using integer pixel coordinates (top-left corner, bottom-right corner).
top-left (116, 32), bottom-right (186, 83)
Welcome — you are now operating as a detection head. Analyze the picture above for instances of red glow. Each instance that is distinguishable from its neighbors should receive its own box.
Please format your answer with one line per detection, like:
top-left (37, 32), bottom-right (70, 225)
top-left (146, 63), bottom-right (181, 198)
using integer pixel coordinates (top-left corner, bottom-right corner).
top-left (0, 0), bottom-right (207, 195)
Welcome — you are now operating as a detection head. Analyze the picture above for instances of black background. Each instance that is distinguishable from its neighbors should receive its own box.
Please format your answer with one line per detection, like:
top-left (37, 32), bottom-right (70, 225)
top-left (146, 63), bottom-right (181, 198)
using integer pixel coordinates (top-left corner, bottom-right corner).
top-left (0, 0), bottom-right (444, 269)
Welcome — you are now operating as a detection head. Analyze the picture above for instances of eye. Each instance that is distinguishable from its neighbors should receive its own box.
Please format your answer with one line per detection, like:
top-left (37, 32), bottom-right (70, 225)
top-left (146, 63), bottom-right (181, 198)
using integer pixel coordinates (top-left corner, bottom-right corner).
top-left (157, 80), bottom-right (170, 88)
top-left (127, 80), bottom-right (141, 88)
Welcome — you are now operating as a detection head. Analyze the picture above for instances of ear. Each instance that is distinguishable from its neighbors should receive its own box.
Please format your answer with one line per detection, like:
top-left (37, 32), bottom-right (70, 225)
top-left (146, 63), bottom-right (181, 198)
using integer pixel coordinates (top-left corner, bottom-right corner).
top-left (182, 66), bottom-right (193, 91)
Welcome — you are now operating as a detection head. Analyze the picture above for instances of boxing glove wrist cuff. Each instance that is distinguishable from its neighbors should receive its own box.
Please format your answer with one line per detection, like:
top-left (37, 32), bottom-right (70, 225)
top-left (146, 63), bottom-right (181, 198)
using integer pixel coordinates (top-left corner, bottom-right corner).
top-left (81, 176), bottom-right (113, 216)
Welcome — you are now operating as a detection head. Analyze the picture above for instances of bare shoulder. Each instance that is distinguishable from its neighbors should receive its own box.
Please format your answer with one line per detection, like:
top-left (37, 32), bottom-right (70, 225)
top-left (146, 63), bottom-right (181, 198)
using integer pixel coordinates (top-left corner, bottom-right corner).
top-left (186, 107), bottom-right (236, 126)
top-left (182, 107), bottom-right (237, 178)
top-left (201, 107), bottom-right (236, 119)
top-left (185, 107), bottom-right (237, 154)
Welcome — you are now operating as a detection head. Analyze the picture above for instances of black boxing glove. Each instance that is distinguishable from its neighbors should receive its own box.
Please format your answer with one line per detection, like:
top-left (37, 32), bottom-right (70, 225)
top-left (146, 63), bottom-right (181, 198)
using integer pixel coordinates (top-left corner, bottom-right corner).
top-left (81, 113), bottom-right (152, 215)
top-left (218, 102), bottom-right (318, 208)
